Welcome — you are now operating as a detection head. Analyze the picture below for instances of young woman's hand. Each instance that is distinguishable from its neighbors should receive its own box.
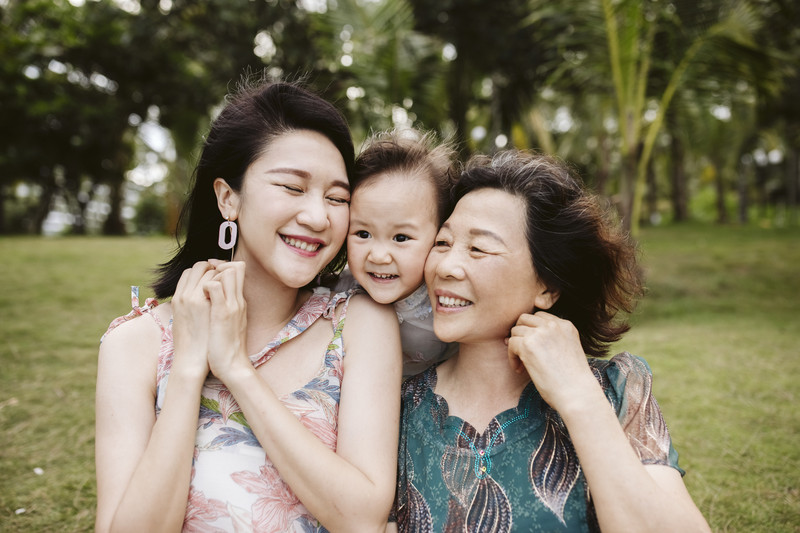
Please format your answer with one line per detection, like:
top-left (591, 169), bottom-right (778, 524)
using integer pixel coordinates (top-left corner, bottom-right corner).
top-left (507, 311), bottom-right (599, 413)
top-left (170, 261), bottom-right (218, 378)
top-left (203, 260), bottom-right (250, 381)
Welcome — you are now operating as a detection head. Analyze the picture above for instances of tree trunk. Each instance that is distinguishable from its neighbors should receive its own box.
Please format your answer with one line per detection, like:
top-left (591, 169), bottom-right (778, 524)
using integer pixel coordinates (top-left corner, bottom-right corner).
top-left (102, 179), bottom-right (127, 235)
top-left (645, 156), bottom-right (658, 225)
top-left (34, 181), bottom-right (56, 235)
top-left (787, 147), bottom-right (798, 226)
top-left (0, 185), bottom-right (6, 234)
top-left (669, 135), bottom-right (689, 222)
top-left (618, 150), bottom-right (637, 233)
top-left (714, 163), bottom-right (729, 224)
top-left (447, 53), bottom-right (470, 160)
top-left (737, 161), bottom-right (749, 224)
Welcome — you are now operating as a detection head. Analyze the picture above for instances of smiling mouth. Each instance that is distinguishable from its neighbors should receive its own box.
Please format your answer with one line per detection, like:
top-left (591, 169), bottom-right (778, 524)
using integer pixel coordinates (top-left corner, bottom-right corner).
top-left (438, 296), bottom-right (472, 308)
top-left (282, 236), bottom-right (321, 252)
top-left (369, 272), bottom-right (398, 280)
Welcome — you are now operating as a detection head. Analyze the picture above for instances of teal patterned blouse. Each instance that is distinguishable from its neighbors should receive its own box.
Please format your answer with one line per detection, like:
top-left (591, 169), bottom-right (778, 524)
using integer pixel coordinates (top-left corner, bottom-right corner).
top-left (394, 352), bottom-right (683, 532)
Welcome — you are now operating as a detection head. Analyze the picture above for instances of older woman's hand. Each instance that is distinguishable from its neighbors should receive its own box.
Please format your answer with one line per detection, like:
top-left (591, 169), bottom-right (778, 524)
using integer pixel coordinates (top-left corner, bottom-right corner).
top-left (507, 311), bottom-right (599, 413)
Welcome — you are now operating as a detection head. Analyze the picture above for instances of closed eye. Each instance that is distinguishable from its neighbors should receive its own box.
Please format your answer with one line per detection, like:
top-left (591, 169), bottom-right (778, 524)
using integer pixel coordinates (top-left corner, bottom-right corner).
top-left (282, 184), bottom-right (303, 193)
top-left (327, 195), bottom-right (350, 205)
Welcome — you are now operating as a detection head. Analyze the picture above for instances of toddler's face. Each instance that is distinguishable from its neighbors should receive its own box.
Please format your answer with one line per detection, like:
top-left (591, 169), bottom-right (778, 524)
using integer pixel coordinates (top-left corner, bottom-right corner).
top-left (347, 172), bottom-right (439, 304)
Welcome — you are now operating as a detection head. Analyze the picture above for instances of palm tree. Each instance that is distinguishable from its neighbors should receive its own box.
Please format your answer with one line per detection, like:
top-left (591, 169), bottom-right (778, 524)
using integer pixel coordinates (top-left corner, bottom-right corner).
top-left (598, 0), bottom-right (771, 234)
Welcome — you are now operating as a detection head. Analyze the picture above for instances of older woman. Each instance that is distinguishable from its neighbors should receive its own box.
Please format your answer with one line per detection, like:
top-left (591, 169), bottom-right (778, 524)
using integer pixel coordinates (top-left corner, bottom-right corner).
top-left (393, 151), bottom-right (710, 532)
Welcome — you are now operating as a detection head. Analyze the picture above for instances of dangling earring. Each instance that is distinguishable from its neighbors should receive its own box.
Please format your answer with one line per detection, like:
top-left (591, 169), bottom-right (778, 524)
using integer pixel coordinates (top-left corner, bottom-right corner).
top-left (218, 216), bottom-right (237, 261)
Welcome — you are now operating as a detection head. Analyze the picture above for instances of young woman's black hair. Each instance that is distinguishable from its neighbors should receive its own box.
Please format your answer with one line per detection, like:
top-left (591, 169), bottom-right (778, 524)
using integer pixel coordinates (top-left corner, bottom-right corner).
top-left (153, 77), bottom-right (354, 299)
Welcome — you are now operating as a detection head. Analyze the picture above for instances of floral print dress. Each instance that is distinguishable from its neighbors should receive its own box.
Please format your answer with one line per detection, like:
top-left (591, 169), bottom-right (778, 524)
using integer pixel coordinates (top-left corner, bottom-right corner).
top-left (103, 287), bottom-right (353, 532)
top-left (394, 352), bottom-right (683, 532)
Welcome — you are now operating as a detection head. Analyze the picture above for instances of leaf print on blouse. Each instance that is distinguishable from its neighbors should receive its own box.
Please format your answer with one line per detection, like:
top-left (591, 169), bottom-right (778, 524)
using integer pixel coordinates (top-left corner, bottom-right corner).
top-left (439, 421), bottom-right (512, 532)
top-left (612, 354), bottom-right (672, 464)
top-left (293, 294), bottom-right (329, 326)
top-left (207, 426), bottom-right (261, 449)
top-left (528, 409), bottom-right (581, 526)
top-left (232, 462), bottom-right (314, 533)
top-left (398, 481), bottom-right (433, 532)
top-left (284, 398), bottom-right (338, 450)
top-left (183, 486), bottom-right (228, 533)
top-left (465, 476), bottom-right (512, 532)
top-left (200, 395), bottom-right (250, 430)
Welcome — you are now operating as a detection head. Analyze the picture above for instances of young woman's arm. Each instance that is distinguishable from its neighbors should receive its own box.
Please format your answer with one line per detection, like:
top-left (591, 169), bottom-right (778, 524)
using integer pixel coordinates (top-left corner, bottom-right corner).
top-left (95, 263), bottom-right (216, 533)
top-left (508, 311), bottom-right (711, 533)
top-left (205, 264), bottom-right (402, 532)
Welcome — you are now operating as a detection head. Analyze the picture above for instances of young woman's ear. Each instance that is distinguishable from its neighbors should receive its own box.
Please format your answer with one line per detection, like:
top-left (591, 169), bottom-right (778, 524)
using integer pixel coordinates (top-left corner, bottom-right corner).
top-left (213, 178), bottom-right (241, 219)
top-left (533, 287), bottom-right (559, 311)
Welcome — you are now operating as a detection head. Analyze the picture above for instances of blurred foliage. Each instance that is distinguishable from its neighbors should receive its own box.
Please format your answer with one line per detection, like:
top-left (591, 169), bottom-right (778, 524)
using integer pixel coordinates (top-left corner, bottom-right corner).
top-left (132, 183), bottom-right (167, 235)
top-left (0, 0), bottom-right (798, 236)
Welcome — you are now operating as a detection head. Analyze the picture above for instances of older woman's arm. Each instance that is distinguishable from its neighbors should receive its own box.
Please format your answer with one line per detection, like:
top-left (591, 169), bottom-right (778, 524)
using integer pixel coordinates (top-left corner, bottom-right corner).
top-left (509, 311), bottom-right (711, 533)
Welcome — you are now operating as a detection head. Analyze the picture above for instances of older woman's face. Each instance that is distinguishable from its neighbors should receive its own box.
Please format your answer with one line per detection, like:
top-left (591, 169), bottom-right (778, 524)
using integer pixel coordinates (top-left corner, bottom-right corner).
top-left (424, 188), bottom-right (552, 344)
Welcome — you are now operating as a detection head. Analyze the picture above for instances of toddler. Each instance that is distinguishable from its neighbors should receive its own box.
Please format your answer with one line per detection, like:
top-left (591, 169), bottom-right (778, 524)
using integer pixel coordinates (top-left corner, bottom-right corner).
top-left (342, 129), bottom-right (458, 376)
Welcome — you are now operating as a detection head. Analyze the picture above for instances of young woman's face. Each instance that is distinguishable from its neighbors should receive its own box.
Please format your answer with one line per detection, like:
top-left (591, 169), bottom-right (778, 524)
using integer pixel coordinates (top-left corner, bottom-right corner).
top-left (347, 172), bottom-right (439, 304)
top-left (230, 130), bottom-right (351, 288)
top-left (425, 188), bottom-right (551, 344)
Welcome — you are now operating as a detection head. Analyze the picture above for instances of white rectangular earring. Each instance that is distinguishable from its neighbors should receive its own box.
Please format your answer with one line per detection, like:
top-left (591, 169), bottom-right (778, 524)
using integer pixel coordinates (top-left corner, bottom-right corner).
top-left (218, 217), bottom-right (237, 261)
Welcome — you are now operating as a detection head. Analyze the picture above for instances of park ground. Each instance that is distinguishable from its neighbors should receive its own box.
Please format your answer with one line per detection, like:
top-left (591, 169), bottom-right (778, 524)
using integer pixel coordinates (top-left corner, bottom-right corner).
top-left (0, 224), bottom-right (798, 531)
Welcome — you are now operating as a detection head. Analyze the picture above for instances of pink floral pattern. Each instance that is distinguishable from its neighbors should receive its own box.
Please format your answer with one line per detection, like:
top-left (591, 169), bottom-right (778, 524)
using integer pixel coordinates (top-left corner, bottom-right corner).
top-left (104, 287), bottom-right (352, 532)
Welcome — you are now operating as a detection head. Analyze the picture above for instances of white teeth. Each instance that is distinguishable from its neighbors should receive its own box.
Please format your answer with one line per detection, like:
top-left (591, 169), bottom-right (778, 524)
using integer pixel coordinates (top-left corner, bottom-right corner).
top-left (283, 236), bottom-right (320, 252)
top-left (438, 296), bottom-right (471, 307)
top-left (371, 273), bottom-right (397, 279)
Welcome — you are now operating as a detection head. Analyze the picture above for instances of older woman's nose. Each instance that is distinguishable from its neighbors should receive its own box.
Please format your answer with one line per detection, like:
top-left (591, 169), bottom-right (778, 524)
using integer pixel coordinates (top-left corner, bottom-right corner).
top-left (433, 249), bottom-right (465, 279)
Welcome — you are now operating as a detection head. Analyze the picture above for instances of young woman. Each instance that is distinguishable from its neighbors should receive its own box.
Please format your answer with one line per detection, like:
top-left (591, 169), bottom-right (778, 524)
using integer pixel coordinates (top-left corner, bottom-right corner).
top-left (96, 78), bottom-right (402, 532)
top-left (392, 151), bottom-right (710, 532)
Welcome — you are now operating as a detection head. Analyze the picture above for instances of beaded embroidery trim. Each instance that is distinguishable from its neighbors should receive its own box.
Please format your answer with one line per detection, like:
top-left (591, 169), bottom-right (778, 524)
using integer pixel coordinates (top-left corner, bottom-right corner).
top-left (456, 406), bottom-right (531, 479)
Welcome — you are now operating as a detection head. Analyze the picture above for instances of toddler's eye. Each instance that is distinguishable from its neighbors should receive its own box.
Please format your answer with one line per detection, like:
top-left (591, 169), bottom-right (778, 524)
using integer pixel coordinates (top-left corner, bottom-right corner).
top-left (393, 234), bottom-right (411, 243)
top-left (354, 230), bottom-right (371, 239)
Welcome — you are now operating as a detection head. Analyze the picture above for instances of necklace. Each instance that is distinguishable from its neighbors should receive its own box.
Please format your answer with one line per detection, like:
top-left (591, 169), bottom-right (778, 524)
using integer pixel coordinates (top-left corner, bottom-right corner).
top-left (456, 405), bottom-right (530, 479)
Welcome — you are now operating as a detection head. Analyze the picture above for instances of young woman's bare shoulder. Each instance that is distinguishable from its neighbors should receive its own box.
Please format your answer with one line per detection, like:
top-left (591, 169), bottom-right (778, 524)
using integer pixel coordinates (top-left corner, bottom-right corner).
top-left (99, 303), bottom-right (169, 367)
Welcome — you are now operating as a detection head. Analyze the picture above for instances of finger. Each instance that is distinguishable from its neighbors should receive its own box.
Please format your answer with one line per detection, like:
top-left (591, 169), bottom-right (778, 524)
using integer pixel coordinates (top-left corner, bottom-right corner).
top-left (175, 263), bottom-right (214, 301)
top-left (515, 312), bottom-right (541, 327)
top-left (203, 278), bottom-right (225, 305)
top-left (506, 343), bottom-right (526, 374)
top-left (174, 267), bottom-right (193, 298)
top-left (217, 267), bottom-right (240, 308)
top-left (183, 261), bottom-right (216, 291)
top-left (210, 260), bottom-right (242, 273)
top-left (509, 324), bottom-right (535, 339)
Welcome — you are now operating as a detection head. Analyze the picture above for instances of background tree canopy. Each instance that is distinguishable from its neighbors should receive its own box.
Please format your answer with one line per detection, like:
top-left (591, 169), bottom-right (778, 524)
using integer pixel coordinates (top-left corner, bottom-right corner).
top-left (1, 0), bottom-right (798, 236)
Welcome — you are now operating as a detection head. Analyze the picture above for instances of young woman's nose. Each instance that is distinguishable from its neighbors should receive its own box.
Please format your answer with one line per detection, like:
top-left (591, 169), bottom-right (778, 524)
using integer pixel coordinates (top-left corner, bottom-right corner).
top-left (296, 194), bottom-right (330, 231)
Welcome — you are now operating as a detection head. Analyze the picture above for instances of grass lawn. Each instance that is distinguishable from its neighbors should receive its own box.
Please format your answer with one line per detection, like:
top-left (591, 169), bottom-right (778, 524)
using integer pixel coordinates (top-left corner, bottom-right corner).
top-left (1, 225), bottom-right (798, 531)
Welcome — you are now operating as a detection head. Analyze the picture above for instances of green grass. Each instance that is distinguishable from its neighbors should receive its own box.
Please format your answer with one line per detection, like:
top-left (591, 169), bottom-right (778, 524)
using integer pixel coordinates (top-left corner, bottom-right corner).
top-left (0, 236), bottom-right (175, 532)
top-left (619, 224), bottom-right (800, 532)
top-left (0, 226), bottom-right (798, 531)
